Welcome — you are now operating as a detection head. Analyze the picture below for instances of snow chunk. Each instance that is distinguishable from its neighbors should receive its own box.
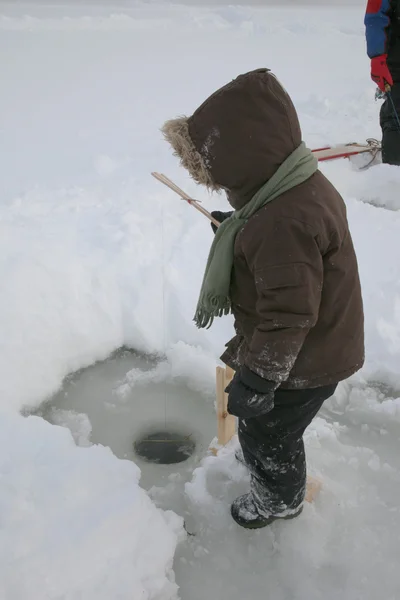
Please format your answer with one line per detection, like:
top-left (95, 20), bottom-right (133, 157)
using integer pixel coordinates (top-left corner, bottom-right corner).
top-left (0, 413), bottom-right (183, 600)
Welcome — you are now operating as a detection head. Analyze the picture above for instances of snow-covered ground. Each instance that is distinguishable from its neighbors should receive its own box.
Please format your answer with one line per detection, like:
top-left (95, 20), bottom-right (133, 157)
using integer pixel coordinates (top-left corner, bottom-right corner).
top-left (1, 2), bottom-right (400, 599)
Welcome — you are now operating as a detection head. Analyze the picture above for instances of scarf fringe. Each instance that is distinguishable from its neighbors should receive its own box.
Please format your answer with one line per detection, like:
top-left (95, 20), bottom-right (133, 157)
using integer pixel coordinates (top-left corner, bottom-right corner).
top-left (194, 296), bottom-right (231, 329)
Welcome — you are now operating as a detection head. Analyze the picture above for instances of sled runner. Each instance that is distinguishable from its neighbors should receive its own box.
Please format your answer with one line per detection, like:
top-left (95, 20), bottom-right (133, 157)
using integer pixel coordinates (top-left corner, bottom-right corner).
top-left (312, 139), bottom-right (381, 162)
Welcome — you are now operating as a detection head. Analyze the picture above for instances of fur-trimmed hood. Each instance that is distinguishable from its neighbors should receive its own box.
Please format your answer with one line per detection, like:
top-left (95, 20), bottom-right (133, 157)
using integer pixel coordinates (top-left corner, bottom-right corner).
top-left (162, 68), bottom-right (302, 209)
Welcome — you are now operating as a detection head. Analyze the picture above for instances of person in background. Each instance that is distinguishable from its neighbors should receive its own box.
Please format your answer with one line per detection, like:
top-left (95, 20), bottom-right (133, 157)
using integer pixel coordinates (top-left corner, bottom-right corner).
top-left (162, 69), bottom-right (364, 529)
top-left (365, 0), bottom-right (400, 164)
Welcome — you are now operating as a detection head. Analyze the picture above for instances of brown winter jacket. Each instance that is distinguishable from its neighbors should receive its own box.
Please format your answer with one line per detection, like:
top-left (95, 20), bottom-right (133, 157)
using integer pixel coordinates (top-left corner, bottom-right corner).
top-left (162, 68), bottom-right (365, 389)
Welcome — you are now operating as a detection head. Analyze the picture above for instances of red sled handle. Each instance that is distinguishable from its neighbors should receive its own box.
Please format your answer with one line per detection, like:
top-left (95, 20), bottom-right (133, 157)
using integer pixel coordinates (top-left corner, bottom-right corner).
top-left (312, 140), bottom-right (381, 162)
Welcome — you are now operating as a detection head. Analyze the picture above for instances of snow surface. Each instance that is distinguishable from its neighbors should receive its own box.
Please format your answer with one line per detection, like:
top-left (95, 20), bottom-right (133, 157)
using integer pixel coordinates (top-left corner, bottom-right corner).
top-left (1, 2), bottom-right (400, 600)
top-left (0, 413), bottom-right (183, 600)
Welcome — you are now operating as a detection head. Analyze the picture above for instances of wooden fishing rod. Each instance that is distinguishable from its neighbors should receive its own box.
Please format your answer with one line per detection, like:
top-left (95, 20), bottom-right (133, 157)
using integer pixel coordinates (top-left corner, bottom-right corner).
top-left (151, 172), bottom-right (221, 228)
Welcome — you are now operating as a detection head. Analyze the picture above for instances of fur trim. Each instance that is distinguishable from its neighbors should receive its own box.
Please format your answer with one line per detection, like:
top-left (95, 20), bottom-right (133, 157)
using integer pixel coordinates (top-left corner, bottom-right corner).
top-left (161, 117), bottom-right (220, 191)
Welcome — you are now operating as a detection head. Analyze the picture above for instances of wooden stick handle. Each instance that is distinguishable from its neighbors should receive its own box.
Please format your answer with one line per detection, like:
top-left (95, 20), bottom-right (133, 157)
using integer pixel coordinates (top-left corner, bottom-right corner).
top-left (151, 172), bottom-right (221, 228)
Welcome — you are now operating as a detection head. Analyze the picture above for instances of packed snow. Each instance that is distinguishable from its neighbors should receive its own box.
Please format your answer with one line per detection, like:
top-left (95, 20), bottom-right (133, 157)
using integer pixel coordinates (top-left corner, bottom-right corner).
top-left (0, 1), bottom-right (399, 599)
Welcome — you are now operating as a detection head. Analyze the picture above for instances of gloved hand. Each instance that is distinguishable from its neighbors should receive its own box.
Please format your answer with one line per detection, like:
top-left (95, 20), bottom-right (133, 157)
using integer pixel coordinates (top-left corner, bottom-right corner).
top-left (210, 210), bottom-right (233, 234)
top-left (371, 54), bottom-right (393, 92)
top-left (225, 366), bottom-right (278, 419)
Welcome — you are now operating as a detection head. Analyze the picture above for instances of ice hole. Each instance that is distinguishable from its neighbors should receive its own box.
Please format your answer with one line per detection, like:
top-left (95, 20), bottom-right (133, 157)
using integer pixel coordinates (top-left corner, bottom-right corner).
top-left (134, 429), bottom-right (196, 464)
top-left (34, 348), bottom-right (216, 490)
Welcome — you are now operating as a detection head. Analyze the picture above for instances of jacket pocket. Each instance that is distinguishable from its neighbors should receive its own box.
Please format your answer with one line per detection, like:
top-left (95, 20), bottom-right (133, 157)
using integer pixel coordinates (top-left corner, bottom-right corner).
top-left (254, 263), bottom-right (309, 291)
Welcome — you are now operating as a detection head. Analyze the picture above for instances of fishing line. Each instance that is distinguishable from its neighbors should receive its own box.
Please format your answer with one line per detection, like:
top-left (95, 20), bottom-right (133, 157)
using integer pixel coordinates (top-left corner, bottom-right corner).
top-left (133, 186), bottom-right (197, 466)
top-left (376, 86), bottom-right (400, 133)
top-left (161, 201), bottom-right (168, 431)
top-left (387, 90), bottom-right (400, 132)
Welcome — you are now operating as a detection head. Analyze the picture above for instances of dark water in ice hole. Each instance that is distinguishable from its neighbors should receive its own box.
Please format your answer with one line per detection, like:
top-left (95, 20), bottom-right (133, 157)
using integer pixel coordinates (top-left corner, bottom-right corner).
top-left (34, 348), bottom-right (217, 520)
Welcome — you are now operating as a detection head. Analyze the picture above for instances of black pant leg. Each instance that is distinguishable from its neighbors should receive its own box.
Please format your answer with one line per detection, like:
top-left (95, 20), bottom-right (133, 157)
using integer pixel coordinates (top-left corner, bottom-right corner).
top-left (238, 384), bottom-right (337, 516)
top-left (380, 82), bottom-right (400, 165)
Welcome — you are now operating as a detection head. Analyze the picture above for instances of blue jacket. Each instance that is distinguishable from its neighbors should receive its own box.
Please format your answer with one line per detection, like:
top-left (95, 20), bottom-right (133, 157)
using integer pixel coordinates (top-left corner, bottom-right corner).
top-left (365, 0), bottom-right (392, 58)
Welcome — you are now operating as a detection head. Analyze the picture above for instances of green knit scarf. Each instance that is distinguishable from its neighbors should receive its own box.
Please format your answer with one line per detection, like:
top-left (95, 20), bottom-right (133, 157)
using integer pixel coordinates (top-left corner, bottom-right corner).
top-left (194, 142), bottom-right (318, 329)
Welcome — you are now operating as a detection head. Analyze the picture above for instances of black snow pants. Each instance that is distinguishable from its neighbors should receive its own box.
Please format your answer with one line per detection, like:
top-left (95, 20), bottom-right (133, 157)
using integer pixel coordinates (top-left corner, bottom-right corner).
top-left (238, 384), bottom-right (337, 517)
top-left (381, 82), bottom-right (400, 165)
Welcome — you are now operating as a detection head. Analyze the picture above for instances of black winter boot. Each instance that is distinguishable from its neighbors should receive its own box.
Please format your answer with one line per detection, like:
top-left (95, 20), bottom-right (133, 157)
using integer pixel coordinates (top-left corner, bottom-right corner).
top-left (231, 493), bottom-right (303, 529)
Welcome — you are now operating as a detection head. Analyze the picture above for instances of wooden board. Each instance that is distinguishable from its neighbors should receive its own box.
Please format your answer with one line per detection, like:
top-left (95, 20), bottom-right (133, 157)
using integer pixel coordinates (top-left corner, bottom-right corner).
top-left (305, 476), bottom-right (322, 503)
top-left (216, 366), bottom-right (236, 447)
top-left (225, 366), bottom-right (235, 387)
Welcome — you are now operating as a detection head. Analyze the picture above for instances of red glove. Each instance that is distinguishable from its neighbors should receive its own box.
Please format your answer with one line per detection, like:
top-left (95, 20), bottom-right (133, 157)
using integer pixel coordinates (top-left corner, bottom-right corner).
top-left (371, 54), bottom-right (393, 92)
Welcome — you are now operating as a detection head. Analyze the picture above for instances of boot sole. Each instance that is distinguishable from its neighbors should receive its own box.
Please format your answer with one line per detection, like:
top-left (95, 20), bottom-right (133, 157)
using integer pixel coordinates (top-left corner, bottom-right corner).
top-left (231, 505), bottom-right (303, 530)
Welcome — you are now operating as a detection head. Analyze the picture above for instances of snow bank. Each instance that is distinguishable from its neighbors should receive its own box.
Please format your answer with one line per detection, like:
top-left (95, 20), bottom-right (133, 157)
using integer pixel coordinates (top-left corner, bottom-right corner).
top-left (0, 412), bottom-right (182, 600)
top-left (323, 159), bottom-right (400, 211)
top-left (115, 344), bottom-right (217, 399)
top-left (342, 193), bottom-right (400, 377)
top-left (0, 179), bottom-right (224, 413)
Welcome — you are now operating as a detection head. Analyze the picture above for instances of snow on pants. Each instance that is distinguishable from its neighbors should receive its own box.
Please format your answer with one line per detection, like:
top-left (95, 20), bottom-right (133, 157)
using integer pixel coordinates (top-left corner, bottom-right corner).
top-left (381, 82), bottom-right (400, 165)
top-left (238, 384), bottom-right (337, 517)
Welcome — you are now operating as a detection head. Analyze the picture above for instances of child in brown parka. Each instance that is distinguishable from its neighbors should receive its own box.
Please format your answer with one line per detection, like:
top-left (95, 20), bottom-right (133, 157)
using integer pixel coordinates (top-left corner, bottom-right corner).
top-left (162, 69), bottom-right (364, 529)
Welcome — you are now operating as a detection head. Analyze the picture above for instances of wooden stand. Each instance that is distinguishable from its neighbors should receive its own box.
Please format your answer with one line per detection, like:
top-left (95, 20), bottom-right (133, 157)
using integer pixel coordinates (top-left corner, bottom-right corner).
top-left (216, 366), bottom-right (236, 446)
top-left (210, 365), bottom-right (322, 504)
top-left (305, 475), bottom-right (322, 503)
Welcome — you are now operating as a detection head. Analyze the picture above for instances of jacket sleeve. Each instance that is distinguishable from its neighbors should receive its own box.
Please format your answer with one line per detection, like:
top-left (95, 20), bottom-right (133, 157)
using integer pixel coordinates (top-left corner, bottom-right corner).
top-left (365, 0), bottom-right (391, 58)
top-left (241, 217), bottom-right (323, 384)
